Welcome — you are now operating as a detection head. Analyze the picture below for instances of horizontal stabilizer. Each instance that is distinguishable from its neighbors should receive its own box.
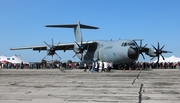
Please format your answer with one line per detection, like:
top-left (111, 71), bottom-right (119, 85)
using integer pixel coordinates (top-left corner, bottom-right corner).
top-left (46, 22), bottom-right (99, 29)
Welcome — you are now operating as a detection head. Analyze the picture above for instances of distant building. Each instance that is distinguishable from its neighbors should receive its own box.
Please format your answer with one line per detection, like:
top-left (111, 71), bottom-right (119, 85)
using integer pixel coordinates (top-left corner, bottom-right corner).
top-left (0, 55), bottom-right (29, 64)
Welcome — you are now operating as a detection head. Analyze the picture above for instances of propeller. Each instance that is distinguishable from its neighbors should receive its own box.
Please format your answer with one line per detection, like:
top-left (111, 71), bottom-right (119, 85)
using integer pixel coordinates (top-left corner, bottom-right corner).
top-left (43, 38), bottom-right (61, 60)
top-left (151, 42), bottom-right (172, 63)
top-left (139, 40), bottom-right (148, 59)
top-left (134, 39), bottom-right (147, 60)
top-left (73, 40), bottom-right (90, 61)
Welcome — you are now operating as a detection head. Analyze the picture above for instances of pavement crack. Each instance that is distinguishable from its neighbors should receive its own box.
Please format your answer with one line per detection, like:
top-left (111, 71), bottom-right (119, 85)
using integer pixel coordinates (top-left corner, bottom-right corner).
top-left (138, 83), bottom-right (143, 103)
top-left (132, 79), bottom-right (136, 84)
top-left (132, 71), bottom-right (141, 84)
top-left (136, 71), bottom-right (141, 79)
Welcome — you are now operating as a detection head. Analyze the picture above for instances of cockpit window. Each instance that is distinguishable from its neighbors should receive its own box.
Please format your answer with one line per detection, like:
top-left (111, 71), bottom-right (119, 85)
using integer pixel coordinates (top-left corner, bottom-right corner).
top-left (124, 43), bottom-right (127, 46)
top-left (121, 42), bottom-right (136, 47)
top-left (128, 43), bottom-right (135, 46)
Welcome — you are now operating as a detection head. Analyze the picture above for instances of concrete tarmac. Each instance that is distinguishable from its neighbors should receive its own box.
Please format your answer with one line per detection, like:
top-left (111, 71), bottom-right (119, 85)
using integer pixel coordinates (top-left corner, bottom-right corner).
top-left (0, 68), bottom-right (180, 103)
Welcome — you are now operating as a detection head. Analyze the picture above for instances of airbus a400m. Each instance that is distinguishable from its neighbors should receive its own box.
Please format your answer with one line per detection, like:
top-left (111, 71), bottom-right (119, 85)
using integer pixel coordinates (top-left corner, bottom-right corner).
top-left (10, 21), bottom-right (172, 68)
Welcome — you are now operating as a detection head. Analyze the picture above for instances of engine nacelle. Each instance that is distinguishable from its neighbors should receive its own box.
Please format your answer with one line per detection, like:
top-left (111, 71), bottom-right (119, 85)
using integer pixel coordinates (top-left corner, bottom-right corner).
top-left (145, 48), bottom-right (156, 57)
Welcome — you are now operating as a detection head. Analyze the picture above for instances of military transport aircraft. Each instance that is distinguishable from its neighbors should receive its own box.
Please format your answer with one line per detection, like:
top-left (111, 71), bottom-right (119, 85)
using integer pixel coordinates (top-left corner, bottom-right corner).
top-left (10, 21), bottom-right (172, 68)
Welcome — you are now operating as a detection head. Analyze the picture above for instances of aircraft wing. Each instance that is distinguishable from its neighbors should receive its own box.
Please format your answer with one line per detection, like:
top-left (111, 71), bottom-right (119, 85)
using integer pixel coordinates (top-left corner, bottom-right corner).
top-left (10, 45), bottom-right (47, 50)
top-left (10, 41), bottom-right (96, 52)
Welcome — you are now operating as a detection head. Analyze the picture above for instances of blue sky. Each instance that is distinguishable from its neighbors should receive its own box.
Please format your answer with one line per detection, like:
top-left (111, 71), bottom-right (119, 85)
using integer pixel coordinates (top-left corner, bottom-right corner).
top-left (0, 0), bottom-right (180, 62)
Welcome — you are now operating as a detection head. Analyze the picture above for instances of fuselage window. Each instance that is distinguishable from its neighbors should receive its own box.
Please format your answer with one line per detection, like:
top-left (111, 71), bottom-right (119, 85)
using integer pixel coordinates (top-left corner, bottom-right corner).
top-left (121, 43), bottom-right (124, 46)
top-left (124, 43), bottom-right (127, 46)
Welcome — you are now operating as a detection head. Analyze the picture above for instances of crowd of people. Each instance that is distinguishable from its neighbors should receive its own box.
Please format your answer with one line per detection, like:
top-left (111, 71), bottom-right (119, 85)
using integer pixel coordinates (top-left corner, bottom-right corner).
top-left (133, 61), bottom-right (180, 70)
top-left (0, 61), bottom-right (76, 70)
top-left (0, 61), bottom-right (26, 70)
top-left (1, 61), bottom-right (180, 71)
top-left (82, 61), bottom-right (180, 72)
top-left (83, 61), bottom-right (113, 73)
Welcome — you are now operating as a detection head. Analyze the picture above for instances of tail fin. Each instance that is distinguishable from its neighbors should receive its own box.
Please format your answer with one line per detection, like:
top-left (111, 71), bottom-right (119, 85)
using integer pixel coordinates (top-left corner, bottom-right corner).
top-left (74, 21), bottom-right (82, 42)
top-left (46, 21), bottom-right (99, 42)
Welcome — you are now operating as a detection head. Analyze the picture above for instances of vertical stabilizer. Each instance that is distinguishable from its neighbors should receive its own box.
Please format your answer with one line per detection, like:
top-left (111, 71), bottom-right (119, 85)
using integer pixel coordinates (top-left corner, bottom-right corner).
top-left (74, 21), bottom-right (82, 42)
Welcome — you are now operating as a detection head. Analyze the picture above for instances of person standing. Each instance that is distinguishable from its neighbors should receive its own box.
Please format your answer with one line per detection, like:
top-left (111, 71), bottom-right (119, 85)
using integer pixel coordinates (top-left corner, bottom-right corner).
top-left (21, 61), bottom-right (24, 69)
top-left (62, 62), bottom-right (67, 70)
top-left (94, 61), bottom-right (99, 72)
top-left (84, 62), bottom-right (87, 72)
top-left (98, 61), bottom-right (102, 72)
top-left (91, 62), bottom-right (95, 73)
top-left (88, 62), bottom-right (92, 72)
top-left (75, 62), bottom-right (79, 69)
top-left (103, 61), bottom-right (108, 72)
top-left (108, 62), bottom-right (113, 72)
top-left (59, 62), bottom-right (65, 73)
top-left (101, 61), bottom-right (105, 72)
top-left (96, 62), bottom-right (99, 72)
top-left (178, 62), bottom-right (180, 71)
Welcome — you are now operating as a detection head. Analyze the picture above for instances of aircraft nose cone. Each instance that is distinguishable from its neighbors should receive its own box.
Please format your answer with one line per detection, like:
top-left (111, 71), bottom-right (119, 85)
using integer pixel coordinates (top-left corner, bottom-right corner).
top-left (128, 47), bottom-right (139, 60)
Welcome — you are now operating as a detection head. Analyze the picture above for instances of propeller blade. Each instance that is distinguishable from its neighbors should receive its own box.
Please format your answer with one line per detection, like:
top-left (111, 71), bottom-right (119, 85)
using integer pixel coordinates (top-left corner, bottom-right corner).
top-left (55, 52), bottom-right (61, 60)
top-left (157, 56), bottom-right (160, 63)
top-left (158, 42), bottom-right (160, 50)
top-left (133, 40), bottom-right (138, 47)
top-left (160, 45), bottom-right (165, 51)
top-left (54, 41), bottom-right (61, 50)
top-left (72, 54), bottom-right (76, 58)
top-left (52, 38), bottom-right (54, 46)
top-left (143, 44), bottom-right (148, 48)
top-left (140, 40), bottom-right (142, 47)
top-left (80, 54), bottom-right (83, 61)
top-left (43, 41), bottom-right (51, 48)
top-left (141, 53), bottom-right (145, 60)
top-left (43, 54), bottom-right (48, 60)
top-left (160, 54), bottom-right (165, 60)
top-left (84, 50), bottom-right (91, 58)
top-left (64, 46), bottom-right (69, 52)
top-left (75, 41), bottom-right (81, 48)
top-left (52, 55), bottom-right (53, 61)
top-left (152, 45), bottom-right (158, 52)
top-left (150, 57), bottom-right (155, 61)
top-left (57, 41), bottom-right (61, 46)
top-left (163, 50), bottom-right (172, 53)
